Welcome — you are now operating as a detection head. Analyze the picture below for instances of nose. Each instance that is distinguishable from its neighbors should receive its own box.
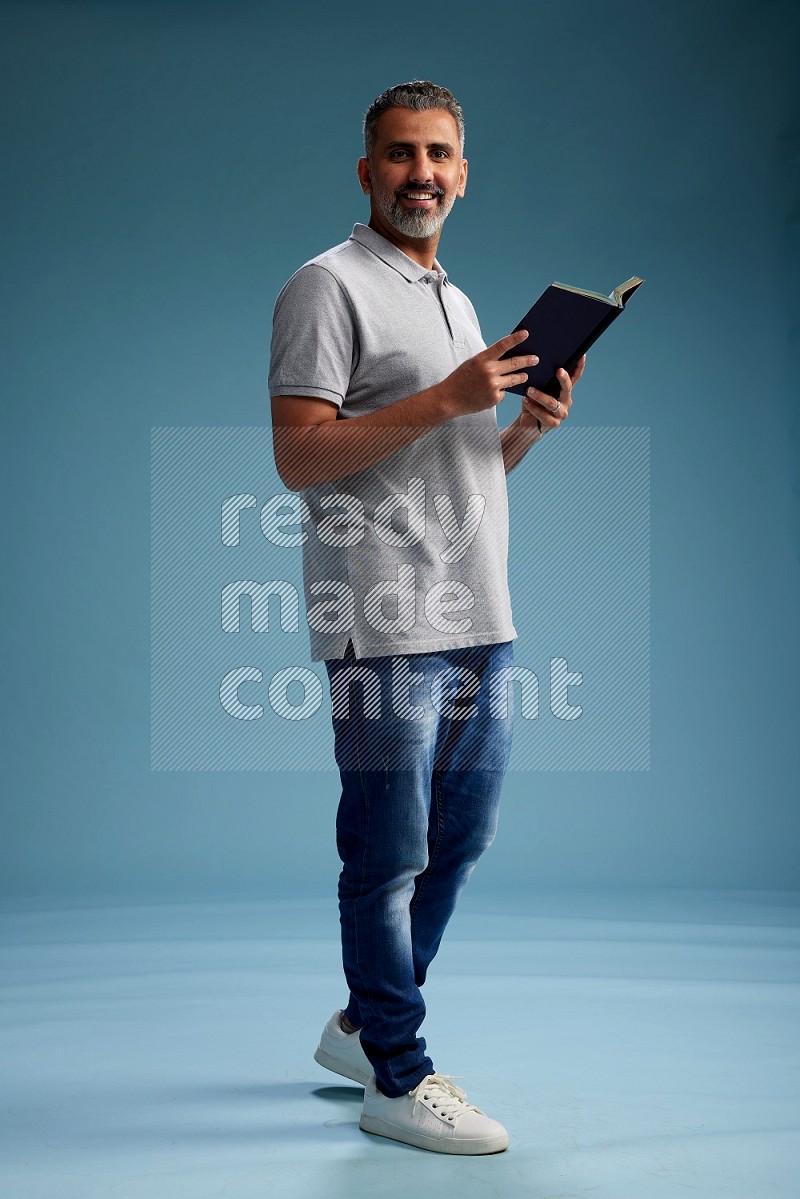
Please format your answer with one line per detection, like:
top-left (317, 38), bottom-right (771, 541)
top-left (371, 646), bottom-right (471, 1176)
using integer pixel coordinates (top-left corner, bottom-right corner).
top-left (409, 153), bottom-right (434, 183)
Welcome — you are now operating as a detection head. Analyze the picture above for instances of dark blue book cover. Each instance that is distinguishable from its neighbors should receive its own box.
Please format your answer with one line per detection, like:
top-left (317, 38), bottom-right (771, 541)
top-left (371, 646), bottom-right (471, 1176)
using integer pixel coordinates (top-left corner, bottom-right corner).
top-left (500, 277), bottom-right (644, 400)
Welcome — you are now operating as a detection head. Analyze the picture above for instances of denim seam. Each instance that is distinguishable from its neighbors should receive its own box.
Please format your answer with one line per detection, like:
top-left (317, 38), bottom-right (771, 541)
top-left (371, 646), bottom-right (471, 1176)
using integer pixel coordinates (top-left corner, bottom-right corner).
top-left (351, 650), bottom-right (371, 1023)
top-left (409, 766), bottom-right (442, 920)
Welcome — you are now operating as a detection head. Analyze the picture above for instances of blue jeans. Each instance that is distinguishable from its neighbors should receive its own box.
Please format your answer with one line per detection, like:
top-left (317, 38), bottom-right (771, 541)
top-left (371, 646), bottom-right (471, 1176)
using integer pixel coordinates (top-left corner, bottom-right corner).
top-left (323, 639), bottom-right (515, 1098)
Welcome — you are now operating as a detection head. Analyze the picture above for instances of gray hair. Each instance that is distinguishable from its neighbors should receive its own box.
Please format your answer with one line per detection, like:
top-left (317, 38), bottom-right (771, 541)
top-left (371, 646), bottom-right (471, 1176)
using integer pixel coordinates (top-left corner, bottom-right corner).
top-left (363, 81), bottom-right (465, 159)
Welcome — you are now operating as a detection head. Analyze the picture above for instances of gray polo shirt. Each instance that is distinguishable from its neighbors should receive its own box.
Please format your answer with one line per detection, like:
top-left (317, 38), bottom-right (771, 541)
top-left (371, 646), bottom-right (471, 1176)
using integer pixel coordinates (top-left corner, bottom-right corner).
top-left (268, 222), bottom-right (517, 662)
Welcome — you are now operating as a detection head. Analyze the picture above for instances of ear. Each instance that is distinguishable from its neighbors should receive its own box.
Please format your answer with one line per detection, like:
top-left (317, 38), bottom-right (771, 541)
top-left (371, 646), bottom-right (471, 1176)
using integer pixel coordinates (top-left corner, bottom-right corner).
top-left (357, 156), bottom-right (372, 195)
top-left (457, 157), bottom-right (468, 199)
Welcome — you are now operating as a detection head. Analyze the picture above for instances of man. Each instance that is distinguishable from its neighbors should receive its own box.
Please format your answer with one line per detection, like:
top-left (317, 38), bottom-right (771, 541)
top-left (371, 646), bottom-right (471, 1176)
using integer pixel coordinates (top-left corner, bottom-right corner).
top-left (269, 81), bottom-right (585, 1154)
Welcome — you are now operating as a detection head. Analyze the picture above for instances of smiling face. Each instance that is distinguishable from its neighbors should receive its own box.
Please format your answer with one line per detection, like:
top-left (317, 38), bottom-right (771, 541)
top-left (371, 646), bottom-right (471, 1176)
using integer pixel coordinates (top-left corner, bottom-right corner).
top-left (357, 106), bottom-right (468, 251)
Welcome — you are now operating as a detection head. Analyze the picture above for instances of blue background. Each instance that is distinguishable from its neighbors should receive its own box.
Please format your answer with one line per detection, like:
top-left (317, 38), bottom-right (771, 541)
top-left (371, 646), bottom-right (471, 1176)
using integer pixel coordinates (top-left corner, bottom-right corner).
top-left (2, 0), bottom-right (798, 899)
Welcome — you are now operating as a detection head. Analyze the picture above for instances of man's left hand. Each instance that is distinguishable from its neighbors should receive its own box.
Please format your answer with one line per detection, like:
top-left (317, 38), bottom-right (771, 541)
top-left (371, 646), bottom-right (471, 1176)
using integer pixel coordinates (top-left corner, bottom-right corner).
top-left (519, 353), bottom-right (587, 434)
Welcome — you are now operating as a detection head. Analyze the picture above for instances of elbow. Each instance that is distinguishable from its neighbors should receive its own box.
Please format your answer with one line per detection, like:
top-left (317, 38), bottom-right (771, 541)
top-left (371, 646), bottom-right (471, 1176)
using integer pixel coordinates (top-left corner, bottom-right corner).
top-left (273, 442), bottom-right (329, 491)
top-left (274, 460), bottom-right (305, 492)
top-left (271, 437), bottom-right (308, 492)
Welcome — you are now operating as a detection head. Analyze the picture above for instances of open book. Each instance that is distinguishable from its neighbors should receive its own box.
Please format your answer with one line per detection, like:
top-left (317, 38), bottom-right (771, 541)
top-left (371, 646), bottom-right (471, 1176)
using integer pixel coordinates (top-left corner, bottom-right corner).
top-left (499, 276), bottom-right (644, 400)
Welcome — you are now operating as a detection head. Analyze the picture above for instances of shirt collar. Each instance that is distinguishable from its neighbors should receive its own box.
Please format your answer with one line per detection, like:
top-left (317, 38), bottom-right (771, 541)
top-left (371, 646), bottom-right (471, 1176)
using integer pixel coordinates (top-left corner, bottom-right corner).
top-left (349, 222), bottom-right (449, 285)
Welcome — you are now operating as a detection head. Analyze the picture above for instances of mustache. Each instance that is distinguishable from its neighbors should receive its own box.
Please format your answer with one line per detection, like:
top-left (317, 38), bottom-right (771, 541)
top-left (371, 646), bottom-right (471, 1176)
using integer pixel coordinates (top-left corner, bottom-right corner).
top-left (395, 184), bottom-right (445, 198)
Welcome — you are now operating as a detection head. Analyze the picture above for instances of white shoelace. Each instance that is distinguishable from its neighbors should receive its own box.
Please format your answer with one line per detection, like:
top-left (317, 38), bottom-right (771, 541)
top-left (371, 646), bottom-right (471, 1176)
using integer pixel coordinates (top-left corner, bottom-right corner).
top-left (411, 1073), bottom-right (481, 1121)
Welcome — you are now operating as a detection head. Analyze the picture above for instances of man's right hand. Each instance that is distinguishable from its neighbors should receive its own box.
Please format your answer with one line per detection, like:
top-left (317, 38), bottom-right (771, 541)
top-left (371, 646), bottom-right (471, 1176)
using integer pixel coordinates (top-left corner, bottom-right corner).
top-left (436, 329), bottom-right (538, 417)
top-left (271, 331), bottom-right (539, 490)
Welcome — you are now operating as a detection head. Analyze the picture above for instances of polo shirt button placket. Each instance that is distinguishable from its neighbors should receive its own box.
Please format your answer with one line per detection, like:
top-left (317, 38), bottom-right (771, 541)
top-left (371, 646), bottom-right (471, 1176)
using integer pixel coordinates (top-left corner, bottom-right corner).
top-left (425, 274), bottom-right (456, 343)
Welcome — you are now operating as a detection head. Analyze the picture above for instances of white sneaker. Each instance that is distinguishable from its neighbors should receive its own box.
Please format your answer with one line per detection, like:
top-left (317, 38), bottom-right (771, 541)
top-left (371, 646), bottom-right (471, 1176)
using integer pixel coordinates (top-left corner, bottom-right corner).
top-left (359, 1072), bottom-right (509, 1155)
top-left (313, 1009), bottom-right (372, 1086)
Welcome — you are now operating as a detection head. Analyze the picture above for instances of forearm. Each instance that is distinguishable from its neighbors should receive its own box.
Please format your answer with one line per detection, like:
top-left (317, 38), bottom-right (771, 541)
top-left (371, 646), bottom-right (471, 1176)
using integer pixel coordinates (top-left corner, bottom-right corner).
top-left (500, 414), bottom-right (544, 474)
top-left (272, 383), bottom-right (456, 491)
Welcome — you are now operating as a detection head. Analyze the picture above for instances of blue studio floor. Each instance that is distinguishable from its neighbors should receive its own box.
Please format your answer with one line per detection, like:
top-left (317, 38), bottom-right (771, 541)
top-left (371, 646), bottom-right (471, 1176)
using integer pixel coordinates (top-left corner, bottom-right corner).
top-left (1, 887), bottom-right (798, 1198)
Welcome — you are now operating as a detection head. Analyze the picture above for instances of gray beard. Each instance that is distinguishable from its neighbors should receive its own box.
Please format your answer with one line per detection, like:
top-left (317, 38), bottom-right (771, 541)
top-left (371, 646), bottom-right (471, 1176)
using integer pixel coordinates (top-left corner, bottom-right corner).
top-left (373, 188), bottom-right (455, 239)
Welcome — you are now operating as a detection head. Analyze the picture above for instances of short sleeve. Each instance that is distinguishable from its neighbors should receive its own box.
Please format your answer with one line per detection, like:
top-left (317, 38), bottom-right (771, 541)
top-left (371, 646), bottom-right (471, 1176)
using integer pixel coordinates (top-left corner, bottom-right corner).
top-left (268, 263), bottom-right (357, 409)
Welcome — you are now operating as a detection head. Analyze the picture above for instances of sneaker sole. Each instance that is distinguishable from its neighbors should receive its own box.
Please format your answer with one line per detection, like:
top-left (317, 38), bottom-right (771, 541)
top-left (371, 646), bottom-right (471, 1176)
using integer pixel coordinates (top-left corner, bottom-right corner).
top-left (313, 1044), bottom-right (371, 1086)
top-left (359, 1112), bottom-right (509, 1155)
